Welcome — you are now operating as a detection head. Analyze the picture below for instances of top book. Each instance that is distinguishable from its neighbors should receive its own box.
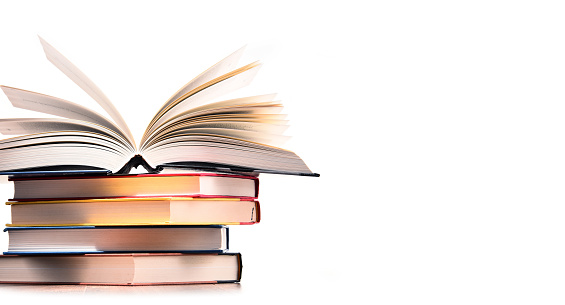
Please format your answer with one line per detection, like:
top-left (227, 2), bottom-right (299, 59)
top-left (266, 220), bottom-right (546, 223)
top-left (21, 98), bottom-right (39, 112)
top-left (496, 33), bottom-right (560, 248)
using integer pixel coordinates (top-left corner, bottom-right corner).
top-left (0, 37), bottom-right (318, 176)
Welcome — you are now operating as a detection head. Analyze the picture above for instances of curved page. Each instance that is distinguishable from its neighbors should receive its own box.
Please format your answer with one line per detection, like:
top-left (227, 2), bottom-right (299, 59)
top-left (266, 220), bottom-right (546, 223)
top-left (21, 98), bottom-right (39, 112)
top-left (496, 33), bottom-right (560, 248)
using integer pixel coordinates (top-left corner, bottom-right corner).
top-left (0, 86), bottom-right (124, 138)
top-left (141, 94), bottom-right (278, 147)
top-left (158, 46), bottom-right (246, 114)
top-left (0, 118), bottom-right (133, 151)
top-left (38, 36), bottom-right (135, 148)
top-left (143, 63), bottom-right (262, 146)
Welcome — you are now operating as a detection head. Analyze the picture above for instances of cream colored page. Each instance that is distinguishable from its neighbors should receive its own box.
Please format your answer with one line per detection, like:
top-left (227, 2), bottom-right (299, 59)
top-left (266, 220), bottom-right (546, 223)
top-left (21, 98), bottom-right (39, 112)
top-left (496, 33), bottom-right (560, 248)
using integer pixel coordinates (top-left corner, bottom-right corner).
top-left (0, 118), bottom-right (131, 149)
top-left (144, 122), bottom-right (289, 149)
top-left (156, 119), bottom-right (289, 136)
top-left (163, 104), bottom-right (287, 125)
top-left (159, 46), bottom-right (246, 113)
top-left (167, 95), bottom-right (281, 122)
top-left (0, 86), bottom-right (124, 136)
top-left (0, 142), bottom-right (129, 172)
top-left (146, 62), bottom-right (261, 132)
top-left (143, 64), bottom-right (262, 147)
top-left (38, 36), bottom-right (135, 148)
top-left (141, 95), bottom-right (279, 147)
top-left (0, 132), bottom-right (131, 158)
top-left (142, 117), bottom-right (289, 151)
top-left (0, 118), bottom-right (106, 135)
top-left (147, 128), bottom-right (290, 148)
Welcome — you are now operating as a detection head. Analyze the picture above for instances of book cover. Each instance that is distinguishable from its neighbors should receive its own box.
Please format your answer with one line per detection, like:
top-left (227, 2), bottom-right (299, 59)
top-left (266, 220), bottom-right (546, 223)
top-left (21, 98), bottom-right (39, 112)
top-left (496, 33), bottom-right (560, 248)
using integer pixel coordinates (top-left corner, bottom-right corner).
top-left (7, 197), bottom-right (260, 226)
top-left (4, 225), bottom-right (229, 254)
top-left (9, 173), bottom-right (260, 200)
top-left (0, 253), bottom-right (242, 285)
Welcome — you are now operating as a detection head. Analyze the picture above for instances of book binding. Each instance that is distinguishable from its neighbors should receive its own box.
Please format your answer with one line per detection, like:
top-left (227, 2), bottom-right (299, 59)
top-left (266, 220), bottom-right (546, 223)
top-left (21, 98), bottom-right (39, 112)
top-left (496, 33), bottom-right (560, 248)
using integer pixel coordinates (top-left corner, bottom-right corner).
top-left (0, 155), bottom-right (320, 177)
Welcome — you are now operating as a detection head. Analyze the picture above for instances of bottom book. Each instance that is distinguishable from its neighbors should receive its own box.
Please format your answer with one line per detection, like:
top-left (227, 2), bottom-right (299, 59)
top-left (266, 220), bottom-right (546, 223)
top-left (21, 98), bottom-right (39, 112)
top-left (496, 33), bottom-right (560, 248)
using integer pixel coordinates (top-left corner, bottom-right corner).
top-left (0, 253), bottom-right (241, 285)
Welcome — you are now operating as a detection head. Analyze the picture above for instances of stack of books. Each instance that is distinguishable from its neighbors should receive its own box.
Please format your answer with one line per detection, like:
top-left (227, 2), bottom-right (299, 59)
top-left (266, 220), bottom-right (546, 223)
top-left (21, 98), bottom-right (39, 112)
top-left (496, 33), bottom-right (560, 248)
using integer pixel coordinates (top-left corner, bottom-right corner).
top-left (0, 172), bottom-right (259, 285)
top-left (0, 37), bottom-right (318, 285)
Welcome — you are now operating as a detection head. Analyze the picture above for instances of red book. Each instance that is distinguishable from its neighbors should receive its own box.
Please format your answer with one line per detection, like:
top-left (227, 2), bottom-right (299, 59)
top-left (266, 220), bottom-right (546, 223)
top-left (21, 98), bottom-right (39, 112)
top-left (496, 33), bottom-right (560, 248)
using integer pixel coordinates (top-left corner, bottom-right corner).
top-left (9, 173), bottom-right (259, 201)
top-left (8, 197), bottom-right (260, 226)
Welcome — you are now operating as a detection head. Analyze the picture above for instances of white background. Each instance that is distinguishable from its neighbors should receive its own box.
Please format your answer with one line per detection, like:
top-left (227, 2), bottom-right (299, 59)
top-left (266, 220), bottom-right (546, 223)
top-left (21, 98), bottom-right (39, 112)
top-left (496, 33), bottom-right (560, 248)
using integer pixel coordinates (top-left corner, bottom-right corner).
top-left (1, 0), bottom-right (565, 304)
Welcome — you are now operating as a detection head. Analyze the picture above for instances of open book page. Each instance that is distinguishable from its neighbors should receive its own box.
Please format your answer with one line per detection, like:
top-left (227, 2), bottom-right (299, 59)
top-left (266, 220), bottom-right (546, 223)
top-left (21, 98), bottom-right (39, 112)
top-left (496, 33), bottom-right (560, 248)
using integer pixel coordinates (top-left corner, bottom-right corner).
top-left (144, 113), bottom-right (290, 147)
top-left (158, 46), bottom-right (246, 114)
top-left (147, 128), bottom-right (289, 148)
top-left (156, 113), bottom-right (289, 134)
top-left (142, 135), bottom-right (311, 175)
top-left (38, 36), bottom-right (136, 148)
top-left (179, 94), bottom-right (279, 114)
top-left (0, 118), bottom-right (133, 150)
top-left (0, 132), bottom-right (130, 158)
top-left (0, 144), bottom-right (128, 172)
top-left (165, 62), bottom-right (262, 114)
top-left (0, 86), bottom-right (127, 141)
top-left (0, 132), bottom-right (132, 172)
top-left (168, 121), bottom-right (288, 136)
top-left (142, 62), bottom-right (262, 145)
top-left (141, 94), bottom-right (281, 148)
top-left (142, 112), bottom-right (289, 150)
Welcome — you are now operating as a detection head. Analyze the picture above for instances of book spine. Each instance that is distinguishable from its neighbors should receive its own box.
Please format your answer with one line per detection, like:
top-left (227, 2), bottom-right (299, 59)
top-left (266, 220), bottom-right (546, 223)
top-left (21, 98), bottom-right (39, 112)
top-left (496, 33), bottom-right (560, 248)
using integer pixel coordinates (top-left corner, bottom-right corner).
top-left (226, 226), bottom-right (230, 251)
top-left (236, 253), bottom-right (243, 282)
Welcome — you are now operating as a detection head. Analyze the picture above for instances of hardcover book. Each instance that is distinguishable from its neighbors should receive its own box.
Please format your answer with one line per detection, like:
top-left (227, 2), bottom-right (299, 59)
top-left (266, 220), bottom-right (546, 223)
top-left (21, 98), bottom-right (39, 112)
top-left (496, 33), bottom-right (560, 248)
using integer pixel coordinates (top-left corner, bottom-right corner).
top-left (0, 253), bottom-right (242, 285)
top-left (9, 173), bottom-right (259, 200)
top-left (4, 226), bottom-right (229, 254)
top-left (8, 197), bottom-right (259, 226)
top-left (0, 37), bottom-right (318, 177)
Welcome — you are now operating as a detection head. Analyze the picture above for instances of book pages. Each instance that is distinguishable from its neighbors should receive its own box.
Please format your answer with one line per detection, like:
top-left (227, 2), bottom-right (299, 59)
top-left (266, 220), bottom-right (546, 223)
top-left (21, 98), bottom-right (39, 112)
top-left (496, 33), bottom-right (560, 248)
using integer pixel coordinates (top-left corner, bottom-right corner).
top-left (0, 86), bottom-right (125, 139)
top-left (142, 64), bottom-right (262, 147)
top-left (0, 118), bottom-right (132, 150)
top-left (159, 46), bottom-right (246, 113)
top-left (38, 36), bottom-right (136, 148)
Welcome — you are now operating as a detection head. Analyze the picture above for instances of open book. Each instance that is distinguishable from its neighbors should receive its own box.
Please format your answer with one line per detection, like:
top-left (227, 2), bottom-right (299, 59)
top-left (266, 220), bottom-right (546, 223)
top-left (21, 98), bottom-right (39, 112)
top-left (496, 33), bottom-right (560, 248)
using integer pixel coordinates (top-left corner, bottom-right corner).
top-left (0, 37), bottom-right (318, 176)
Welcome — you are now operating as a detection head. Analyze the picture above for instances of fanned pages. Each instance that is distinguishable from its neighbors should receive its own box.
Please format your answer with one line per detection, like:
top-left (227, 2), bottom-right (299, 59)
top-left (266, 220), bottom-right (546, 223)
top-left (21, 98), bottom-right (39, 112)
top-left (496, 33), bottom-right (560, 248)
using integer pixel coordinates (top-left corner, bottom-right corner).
top-left (38, 36), bottom-right (135, 148)
top-left (0, 86), bottom-right (131, 148)
top-left (0, 37), bottom-right (318, 176)
top-left (143, 61), bottom-right (263, 144)
top-left (0, 118), bottom-right (132, 149)
top-left (158, 46), bottom-right (246, 114)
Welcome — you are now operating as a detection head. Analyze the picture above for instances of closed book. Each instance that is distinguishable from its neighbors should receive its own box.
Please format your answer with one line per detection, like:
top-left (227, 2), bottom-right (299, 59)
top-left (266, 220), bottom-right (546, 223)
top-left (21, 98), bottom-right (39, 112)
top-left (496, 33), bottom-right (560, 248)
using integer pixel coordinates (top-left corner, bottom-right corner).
top-left (0, 253), bottom-right (242, 285)
top-left (9, 173), bottom-right (259, 201)
top-left (8, 197), bottom-right (260, 226)
top-left (4, 226), bottom-right (228, 254)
